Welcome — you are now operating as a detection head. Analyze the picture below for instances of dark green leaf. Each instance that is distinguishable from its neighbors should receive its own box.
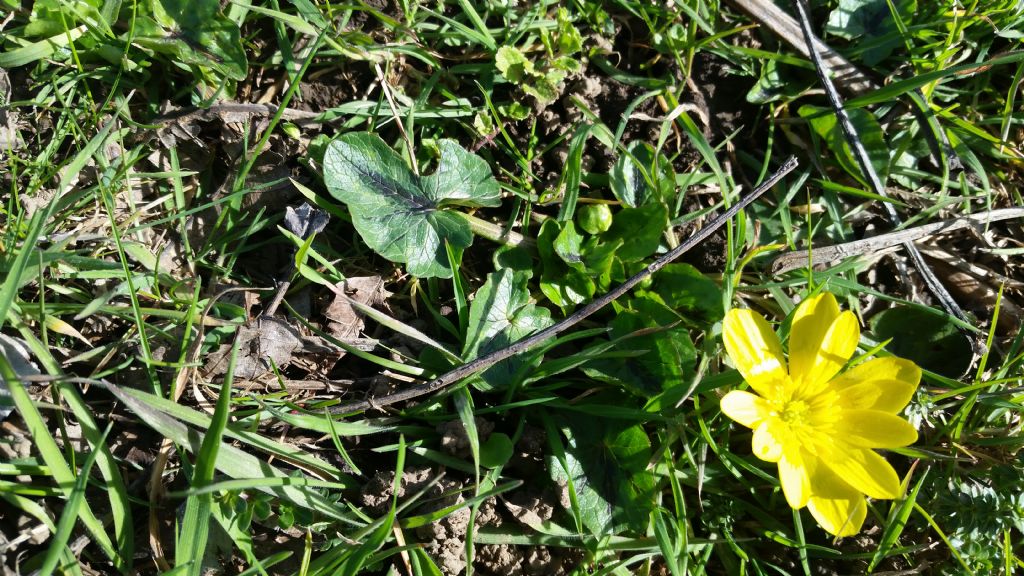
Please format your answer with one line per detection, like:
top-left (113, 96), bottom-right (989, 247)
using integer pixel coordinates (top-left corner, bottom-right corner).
top-left (610, 142), bottom-right (674, 208)
top-left (26, 0), bottom-right (112, 38)
top-left (135, 0), bottom-right (247, 81)
top-left (324, 133), bottom-right (501, 278)
top-left (799, 105), bottom-right (890, 187)
top-left (493, 245), bottom-right (534, 275)
top-left (581, 237), bottom-right (622, 293)
top-left (871, 305), bottom-right (972, 378)
top-left (480, 433), bottom-right (514, 468)
top-left (601, 202), bottom-right (669, 262)
top-left (548, 415), bottom-right (657, 535)
top-left (582, 297), bottom-right (697, 397)
top-left (747, 59), bottom-right (810, 104)
top-left (538, 219), bottom-right (595, 311)
top-left (463, 269), bottom-right (554, 390)
top-left (826, 0), bottom-right (916, 66)
top-left (554, 220), bottom-right (585, 268)
top-left (641, 263), bottom-right (724, 327)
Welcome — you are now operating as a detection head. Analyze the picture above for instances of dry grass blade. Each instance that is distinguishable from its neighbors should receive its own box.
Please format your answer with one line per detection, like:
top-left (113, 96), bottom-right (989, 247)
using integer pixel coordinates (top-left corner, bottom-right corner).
top-left (770, 207), bottom-right (1024, 274)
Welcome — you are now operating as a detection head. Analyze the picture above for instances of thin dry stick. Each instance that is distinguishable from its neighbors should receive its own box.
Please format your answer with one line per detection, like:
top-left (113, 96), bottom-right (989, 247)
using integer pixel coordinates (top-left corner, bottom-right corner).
top-left (152, 102), bottom-right (322, 125)
top-left (770, 207), bottom-right (1024, 275)
top-left (328, 156), bottom-right (800, 414)
top-left (734, 0), bottom-right (960, 173)
top-left (729, 0), bottom-right (878, 96)
top-left (792, 1), bottom-right (972, 330)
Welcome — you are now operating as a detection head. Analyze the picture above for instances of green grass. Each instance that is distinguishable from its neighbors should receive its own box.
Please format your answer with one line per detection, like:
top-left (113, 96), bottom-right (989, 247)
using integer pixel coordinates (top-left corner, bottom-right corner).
top-left (1, 0), bottom-right (1023, 574)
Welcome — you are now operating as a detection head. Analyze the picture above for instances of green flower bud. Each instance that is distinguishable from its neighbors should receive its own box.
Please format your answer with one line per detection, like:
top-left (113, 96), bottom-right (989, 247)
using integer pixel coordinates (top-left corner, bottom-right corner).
top-left (577, 204), bottom-right (613, 235)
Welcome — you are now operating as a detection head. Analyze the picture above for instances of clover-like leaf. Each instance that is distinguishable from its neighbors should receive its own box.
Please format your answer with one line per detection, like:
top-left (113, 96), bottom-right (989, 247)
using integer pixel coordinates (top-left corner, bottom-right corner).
top-left (324, 133), bottom-right (501, 278)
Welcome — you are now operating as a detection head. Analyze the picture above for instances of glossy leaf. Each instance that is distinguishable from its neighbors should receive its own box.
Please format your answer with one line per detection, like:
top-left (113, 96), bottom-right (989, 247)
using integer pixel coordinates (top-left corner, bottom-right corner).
top-left (549, 415), bottom-right (657, 535)
top-left (871, 305), bottom-right (972, 378)
top-left (538, 219), bottom-right (595, 311)
top-left (480, 433), bottom-right (514, 468)
top-left (826, 0), bottom-right (916, 66)
top-left (610, 141), bottom-right (674, 208)
top-left (463, 269), bottom-right (554, 390)
top-left (799, 104), bottom-right (890, 188)
top-left (601, 202), bottom-right (669, 262)
top-left (641, 263), bottom-right (724, 327)
top-left (135, 0), bottom-right (247, 81)
top-left (582, 297), bottom-right (697, 397)
top-left (324, 133), bottom-right (501, 278)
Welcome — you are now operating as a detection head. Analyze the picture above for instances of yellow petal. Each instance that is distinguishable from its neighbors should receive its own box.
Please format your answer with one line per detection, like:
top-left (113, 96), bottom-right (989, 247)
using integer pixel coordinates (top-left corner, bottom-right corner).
top-left (788, 293), bottom-right (840, 382)
top-left (752, 420), bottom-right (784, 462)
top-left (793, 308), bottom-right (860, 391)
top-left (723, 309), bottom-right (787, 396)
top-left (721, 391), bottom-right (771, 429)
top-left (778, 448), bottom-right (812, 509)
top-left (808, 492), bottom-right (867, 537)
top-left (821, 446), bottom-right (901, 499)
top-left (831, 357), bottom-right (921, 413)
top-left (834, 410), bottom-right (918, 448)
top-left (806, 463), bottom-right (868, 536)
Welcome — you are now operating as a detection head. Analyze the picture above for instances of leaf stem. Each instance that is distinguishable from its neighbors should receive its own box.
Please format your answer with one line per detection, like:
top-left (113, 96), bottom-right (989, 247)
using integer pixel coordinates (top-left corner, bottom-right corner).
top-left (464, 213), bottom-right (533, 249)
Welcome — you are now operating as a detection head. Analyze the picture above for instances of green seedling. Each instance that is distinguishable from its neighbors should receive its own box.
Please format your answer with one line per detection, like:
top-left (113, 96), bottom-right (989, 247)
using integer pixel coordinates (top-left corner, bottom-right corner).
top-left (495, 8), bottom-right (583, 105)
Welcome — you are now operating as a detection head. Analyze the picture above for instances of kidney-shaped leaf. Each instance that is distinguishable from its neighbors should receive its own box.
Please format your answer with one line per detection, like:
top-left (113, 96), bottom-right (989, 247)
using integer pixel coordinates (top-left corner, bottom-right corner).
top-left (324, 133), bottom-right (501, 278)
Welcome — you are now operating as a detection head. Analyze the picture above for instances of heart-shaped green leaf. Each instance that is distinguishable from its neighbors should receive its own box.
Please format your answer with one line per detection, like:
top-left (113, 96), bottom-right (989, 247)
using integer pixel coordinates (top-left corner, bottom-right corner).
top-left (136, 0), bottom-right (248, 82)
top-left (463, 269), bottom-right (554, 390)
top-left (871, 305), bottom-right (972, 378)
top-left (549, 414), bottom-right (657, 535)
top-left (324, 133), bottom-right (501, 278)
top-left (601, 202), bottom-right (669, 262)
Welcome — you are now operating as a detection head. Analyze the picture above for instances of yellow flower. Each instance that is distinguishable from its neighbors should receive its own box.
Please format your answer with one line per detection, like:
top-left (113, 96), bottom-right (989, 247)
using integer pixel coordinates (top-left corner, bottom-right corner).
top-left (720, 292), bottom-right (921, 537)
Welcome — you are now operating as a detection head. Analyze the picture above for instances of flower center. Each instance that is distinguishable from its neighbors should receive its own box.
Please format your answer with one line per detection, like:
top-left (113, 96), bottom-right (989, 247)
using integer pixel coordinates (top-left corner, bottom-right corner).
top-left (765, 380), bottom-right (842, 456)
top-left (777, 399), bottom-right (810, 426)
